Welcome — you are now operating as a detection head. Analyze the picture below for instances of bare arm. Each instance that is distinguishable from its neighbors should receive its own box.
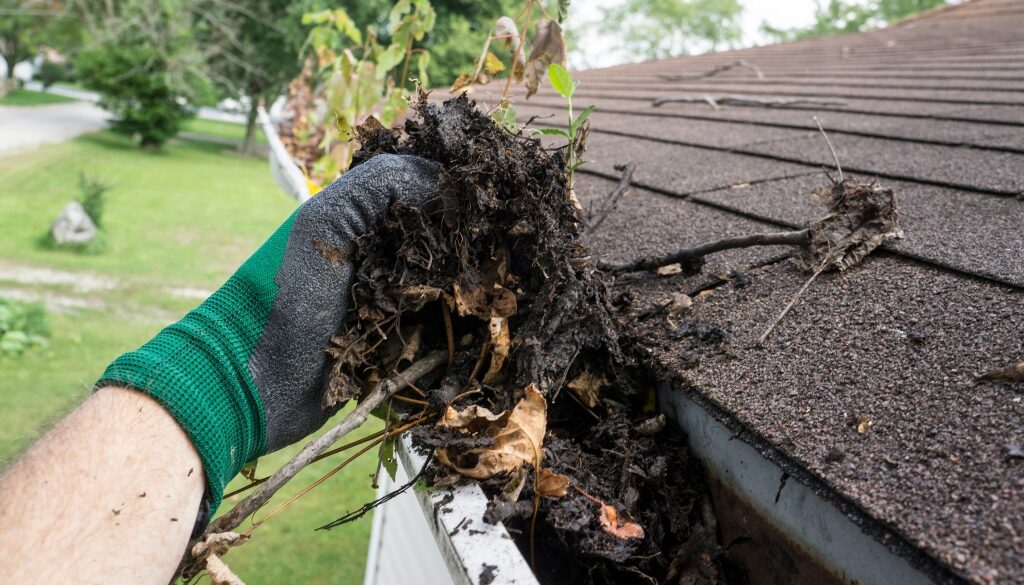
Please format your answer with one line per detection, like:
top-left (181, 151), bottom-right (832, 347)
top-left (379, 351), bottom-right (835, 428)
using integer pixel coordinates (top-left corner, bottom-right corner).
top-left (0, 387), bottom-right (205, 584)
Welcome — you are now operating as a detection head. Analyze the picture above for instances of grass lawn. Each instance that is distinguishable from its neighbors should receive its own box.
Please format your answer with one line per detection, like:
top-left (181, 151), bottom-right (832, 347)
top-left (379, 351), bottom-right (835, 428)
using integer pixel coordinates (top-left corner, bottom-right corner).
top-left (181, 117), bottom-right (268, 145)
top-left (0, 132), bottom-right (378, 584)
top-left (0, 88), bottom-right (79, 106)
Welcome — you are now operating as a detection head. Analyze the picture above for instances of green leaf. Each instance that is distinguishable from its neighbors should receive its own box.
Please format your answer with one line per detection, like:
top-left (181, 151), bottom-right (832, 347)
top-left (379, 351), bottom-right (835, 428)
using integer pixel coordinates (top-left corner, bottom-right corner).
top-left (388, 0), bottom-right (412, 33)
top-left (491, 102), bottom-right (517, 132)
top-left (376, 43), bottom-right (406, 79)
top-left (240, 460), bottom-right (259, 481)
top-left (548, 63), bottom-right (574, 99)
top-left (333, 9), bottom-right (362, 44)
top-left (381, 437), bottom-right (398, 482)
top-left (570, 105), bottom-right (595, 134)
top-left (535, 127), bottom-right (569, 137)
top-left (416, 51), bottom-right (430, 88)
top-left (302, 9), bottom-right (332, 25)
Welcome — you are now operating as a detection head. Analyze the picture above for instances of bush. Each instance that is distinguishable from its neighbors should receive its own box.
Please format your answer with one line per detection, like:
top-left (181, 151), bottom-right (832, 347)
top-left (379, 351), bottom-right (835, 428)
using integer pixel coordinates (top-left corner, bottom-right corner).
top-left (75, 43), bottom-right (195, 147)
top-left (36, 60), bottom-right (67, 89)
top-left (78, 172), bottom-right (109, 228)
top-left (0, 298), bottom-right (49, 357)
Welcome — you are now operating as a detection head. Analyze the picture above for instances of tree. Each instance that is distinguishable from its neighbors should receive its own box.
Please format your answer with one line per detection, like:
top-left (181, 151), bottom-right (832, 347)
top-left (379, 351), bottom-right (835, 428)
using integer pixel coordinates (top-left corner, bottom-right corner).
top-left (598, 0), bottom-right (743, 61)
top-left (762, 0), bottom-right (948, 42)
top-left (74, 0), bottom-right (213, 147)
top-left (0, 0), bottom-right (76, 90)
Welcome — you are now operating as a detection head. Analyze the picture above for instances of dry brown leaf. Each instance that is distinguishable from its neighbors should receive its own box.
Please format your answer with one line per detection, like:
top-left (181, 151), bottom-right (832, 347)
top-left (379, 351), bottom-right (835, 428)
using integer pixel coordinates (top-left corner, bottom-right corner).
top-left (598, 504), bottom-right (645, 540)
top-left (524, 19), bottom-right (566, 97)
top-left (437, 384), bottom-right (547, 479)
top-left (391, 285), bottom-right (444, 311)
top-left (452, 282), bottom-right (490, 319)
top-left (857, 415), bottom-right (873, 434)
top-left (483, 316), bottom-right (511, 384)
top-left (537, 468), bottom-right (569, 498)
top-left (490, 284), bottom-right (518, 318)
top-left (439, 403), bottom-right (507, 432)
top-left (206, 555), bottom-right (246, 585)
top-left (567, 368), bottom-right (608, 408)
top-left (495, 16), bottom-right (525, 83)
top-left (801, 180), bottom-right (903, 272)
top-left (398, 325), bottom-right (423, 365)
top-left (978, 362), bottom-right (1024, 383)
top-left (656, 263), bottom-right (682, 276)
top-left (450, 73), bottom-right (474, 93)
top-left (668, 293), bottom-right (693, 320)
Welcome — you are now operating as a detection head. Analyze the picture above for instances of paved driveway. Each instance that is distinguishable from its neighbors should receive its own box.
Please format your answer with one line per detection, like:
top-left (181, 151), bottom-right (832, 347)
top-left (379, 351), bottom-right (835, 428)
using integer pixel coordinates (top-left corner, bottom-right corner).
top-left (0, 101), bottom-right (109, 156)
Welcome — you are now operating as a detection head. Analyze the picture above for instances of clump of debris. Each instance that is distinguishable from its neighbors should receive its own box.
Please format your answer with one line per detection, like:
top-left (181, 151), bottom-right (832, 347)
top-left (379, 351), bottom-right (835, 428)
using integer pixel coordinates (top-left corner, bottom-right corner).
top-left (325, 93), bottom-right (721, 584)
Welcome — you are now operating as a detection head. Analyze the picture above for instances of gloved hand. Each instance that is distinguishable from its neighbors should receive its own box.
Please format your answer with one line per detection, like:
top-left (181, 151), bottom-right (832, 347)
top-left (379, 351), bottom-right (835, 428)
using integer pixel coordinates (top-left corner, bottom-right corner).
top-left (98, 154), bottom-right (440, 514)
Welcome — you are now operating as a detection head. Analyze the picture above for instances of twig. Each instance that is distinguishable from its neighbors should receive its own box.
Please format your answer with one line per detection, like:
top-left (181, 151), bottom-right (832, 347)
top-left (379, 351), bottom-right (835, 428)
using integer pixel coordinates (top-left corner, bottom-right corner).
top-left (195, 351), bottom-right (448, 539)
top-left (598, 229), bottom-right (811, 275)
top-left (814, 116), bottom-right (843, 182)
top-left (587, 162), bottom-right (636, 232)
top-left (653, 94), bottom-right (846, 110)
top-left (441, 300), bottom-right (455, 366)
top-left (318, 452), bottom-right (436, 530)
top-left (757, 261), bottom-right (828, 346)
top-left (657, 60), bottom-right (764, 82)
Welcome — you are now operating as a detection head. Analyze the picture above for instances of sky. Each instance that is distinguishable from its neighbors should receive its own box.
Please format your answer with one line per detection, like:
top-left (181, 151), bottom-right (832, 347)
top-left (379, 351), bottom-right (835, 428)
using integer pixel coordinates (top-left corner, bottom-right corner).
top-left (566, 0), bottom-right (823, 69)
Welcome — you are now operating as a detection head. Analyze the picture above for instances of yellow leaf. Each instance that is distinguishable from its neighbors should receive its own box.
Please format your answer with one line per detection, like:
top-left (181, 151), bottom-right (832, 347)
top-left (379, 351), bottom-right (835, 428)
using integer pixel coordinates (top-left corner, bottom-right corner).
top-left (484, 51), bottom-right (505, 75)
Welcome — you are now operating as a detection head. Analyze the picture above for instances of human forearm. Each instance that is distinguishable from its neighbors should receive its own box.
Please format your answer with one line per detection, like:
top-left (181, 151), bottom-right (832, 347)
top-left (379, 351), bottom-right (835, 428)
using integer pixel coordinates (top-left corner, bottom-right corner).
top-left (0, 387), bottom-right (204, 584)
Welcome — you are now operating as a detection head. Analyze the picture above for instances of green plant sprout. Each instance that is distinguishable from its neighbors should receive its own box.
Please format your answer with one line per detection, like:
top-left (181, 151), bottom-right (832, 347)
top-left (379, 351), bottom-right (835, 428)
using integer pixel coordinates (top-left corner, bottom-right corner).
top-left (536, 63), bottom-right (593, 200)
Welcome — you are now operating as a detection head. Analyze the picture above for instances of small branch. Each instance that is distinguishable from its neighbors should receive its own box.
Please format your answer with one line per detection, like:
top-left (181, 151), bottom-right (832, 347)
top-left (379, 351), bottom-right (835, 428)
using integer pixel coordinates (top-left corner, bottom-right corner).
top-left (814, 116), bottom-right (843, 182)
top-left (196, 351), bottom-right (447, 538)
top-left (657, 60), bottom-right (764, 82)
top-left (598, 229), bottom-right (811, 275)
top-left (587, 162), bottom-right (636, 233)
top-left (653, 94), bottom-right (846, 110)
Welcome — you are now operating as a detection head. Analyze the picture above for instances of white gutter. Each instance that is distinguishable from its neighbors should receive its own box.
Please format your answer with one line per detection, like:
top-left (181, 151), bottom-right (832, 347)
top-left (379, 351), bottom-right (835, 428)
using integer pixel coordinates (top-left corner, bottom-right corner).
top-left (258, 106), bottom-right (311, 204)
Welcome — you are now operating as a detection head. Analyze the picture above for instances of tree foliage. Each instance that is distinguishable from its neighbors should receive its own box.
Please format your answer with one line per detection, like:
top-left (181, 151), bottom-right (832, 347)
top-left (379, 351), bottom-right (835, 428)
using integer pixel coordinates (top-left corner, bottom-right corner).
top-left (0, 0), bottom-right (79, 88)
top-left (762, 0), bottom-right (948, 42)
top-left (599, 0), bottom-right (743, 61)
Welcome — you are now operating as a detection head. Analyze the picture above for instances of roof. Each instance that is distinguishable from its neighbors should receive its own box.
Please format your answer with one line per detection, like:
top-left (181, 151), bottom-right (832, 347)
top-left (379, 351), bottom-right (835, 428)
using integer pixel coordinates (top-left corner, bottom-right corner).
top-left (512, 1), bottom-right (1024, 583)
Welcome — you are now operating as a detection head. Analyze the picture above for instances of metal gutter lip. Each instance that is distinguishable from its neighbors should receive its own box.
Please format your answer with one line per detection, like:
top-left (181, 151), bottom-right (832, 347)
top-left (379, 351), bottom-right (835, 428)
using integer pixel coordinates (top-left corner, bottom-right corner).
top-left (395, 435), bottom-right (540, 585)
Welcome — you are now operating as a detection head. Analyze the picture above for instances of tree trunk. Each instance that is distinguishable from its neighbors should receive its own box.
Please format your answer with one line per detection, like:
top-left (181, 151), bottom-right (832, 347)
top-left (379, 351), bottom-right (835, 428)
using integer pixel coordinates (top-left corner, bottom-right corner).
top-left (241, 99), bottom-right (259, 155)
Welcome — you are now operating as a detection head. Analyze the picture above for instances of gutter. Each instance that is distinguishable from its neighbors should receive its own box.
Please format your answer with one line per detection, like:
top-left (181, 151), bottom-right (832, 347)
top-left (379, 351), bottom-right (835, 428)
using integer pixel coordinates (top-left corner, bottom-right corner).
top-left (257, 106), bottom-right (311, 204)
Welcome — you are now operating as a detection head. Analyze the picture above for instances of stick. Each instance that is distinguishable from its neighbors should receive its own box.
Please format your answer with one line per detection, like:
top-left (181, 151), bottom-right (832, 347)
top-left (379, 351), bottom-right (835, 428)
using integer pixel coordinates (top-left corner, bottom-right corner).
top-left (653, 94), bottom-right (846, 110)
top-left (598, 229), bottom-right (810, 275)
top-left (657, 60), bottom-right (764, 82)
top-left (587, 162), bottom-right (636, 232)
top-left (814, 116), bottom-right (844, 182)
top-left (757, 261), bottom-right (827, 346)
top-left (200, 351), bottom-right (447, 537)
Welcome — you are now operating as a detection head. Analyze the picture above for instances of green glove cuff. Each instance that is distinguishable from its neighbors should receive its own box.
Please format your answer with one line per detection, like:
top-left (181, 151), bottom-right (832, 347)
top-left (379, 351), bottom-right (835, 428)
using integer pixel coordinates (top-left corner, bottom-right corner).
top-left (97, 211), bottom-right (297, 513)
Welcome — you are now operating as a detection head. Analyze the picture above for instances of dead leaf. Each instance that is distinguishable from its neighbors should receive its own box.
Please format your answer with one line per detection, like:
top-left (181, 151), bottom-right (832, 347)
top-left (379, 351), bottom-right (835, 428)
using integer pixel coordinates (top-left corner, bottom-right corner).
top-left (978, 362), bottom-right (1024, 383)
top-left (439, 404), bottom-right (507, 432)
top-left (668, 293), bottom-right (693, 320)
top-left (452, 282), bottom-right (489, 318)
top-left (537, 468), bottom-right (569, 498)
top-left (206, 555), bottom-right (246, 585)
top-left (524, 19), bottom-right (566, 97)
top-left (800, 180), bottom-right (903, 272)
top-left (391, 285), bottom-right (444, 311)
top-left (857, 415), bottom-right (873, 434)
top-left (398, 325), bottom-right (423, 364)
top-left (636, 414), bottom-right (666, 436)
top-left (484, 51), bottom-right (505, 75)
top-left (495, 16), bottom-right (524, 82)
top-left (598, 504), bottom-right (645, 540)
top-left (450, 73), bottom-right (474, 93)
top-left (501, 467), bottom-right (530, 502)
top-left (437, 384), bottom-right (547, 479)
top-left (656, 263), bottom-right (682, 276)
top-left (567, 368), bottom-right (608, 408)
top-left (490, 284), bottom-right (518, 318)
top-left (483, 316), bottom-right (510, 384)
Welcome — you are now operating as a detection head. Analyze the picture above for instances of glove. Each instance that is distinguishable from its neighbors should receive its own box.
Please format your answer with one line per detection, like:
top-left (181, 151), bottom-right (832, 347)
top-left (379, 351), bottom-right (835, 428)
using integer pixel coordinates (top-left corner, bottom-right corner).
top-left (97, 154), bottom-right (441, 514)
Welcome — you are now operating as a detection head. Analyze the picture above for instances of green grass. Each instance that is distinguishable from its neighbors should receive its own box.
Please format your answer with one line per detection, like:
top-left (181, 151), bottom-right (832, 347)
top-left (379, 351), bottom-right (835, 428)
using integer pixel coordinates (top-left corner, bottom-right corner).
top-left (181, 117), bottom-right (267, 145)
top-left (0, 88), bottom-right (78, 106)
top-left (0, 132), bottom-right (378, 583)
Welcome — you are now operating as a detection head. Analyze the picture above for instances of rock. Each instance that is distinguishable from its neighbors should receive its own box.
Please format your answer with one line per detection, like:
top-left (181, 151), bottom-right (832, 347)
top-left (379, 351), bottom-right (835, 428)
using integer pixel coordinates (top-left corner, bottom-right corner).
top-left (51, 201), bottom-right (97, 245)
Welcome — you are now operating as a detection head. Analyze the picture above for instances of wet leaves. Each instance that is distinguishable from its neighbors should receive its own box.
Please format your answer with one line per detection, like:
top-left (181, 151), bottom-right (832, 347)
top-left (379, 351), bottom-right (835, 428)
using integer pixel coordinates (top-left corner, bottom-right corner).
top-left (598, 504), bottom-right (645, 540)
top-left (437, 385), bottom-right (547, 479)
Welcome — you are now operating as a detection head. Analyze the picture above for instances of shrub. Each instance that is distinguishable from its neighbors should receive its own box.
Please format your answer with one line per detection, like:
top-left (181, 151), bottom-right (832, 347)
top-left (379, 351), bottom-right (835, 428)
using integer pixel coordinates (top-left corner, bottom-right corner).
top-left (78, 172), bottom-right (109, 228)
top-left (75, 43), bottom-right (195, 147)
top-left (0, 298), bottom-right (49, 357)
top-left (37, 60), bottom-right (67, 89)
